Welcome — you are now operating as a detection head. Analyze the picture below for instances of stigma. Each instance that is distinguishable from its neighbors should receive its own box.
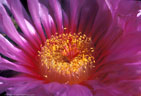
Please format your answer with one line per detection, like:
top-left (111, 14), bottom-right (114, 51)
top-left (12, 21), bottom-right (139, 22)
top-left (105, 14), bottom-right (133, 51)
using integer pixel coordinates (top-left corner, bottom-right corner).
top-left (38, 32), bottom-right (95, 84)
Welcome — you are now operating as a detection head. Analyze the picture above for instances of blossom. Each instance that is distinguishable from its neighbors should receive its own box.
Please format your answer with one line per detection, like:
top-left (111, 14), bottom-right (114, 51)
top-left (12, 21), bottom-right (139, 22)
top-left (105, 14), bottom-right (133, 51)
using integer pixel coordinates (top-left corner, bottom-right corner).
top-left (0, 0), bottom-right (141, 96)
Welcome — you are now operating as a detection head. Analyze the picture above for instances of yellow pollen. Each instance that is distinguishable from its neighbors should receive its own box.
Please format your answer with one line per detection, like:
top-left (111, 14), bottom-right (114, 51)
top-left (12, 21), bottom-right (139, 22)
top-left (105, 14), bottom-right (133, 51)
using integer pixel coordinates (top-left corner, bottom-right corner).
top-left (38, 32), bottom-right (95, 84)
top-left (64, 27), bottom-right (67, 30)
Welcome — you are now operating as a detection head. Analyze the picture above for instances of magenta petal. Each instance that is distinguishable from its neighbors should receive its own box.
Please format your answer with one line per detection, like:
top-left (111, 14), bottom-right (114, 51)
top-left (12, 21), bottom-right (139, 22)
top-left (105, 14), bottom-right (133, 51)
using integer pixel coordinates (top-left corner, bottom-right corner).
top-left (77, 0), bottom-right (98, 34)
top-left (117, 1), bottom-right (140, 16)
top-left (89, 0), bottom-right (112, 43)
top-left (66, 84), bottom-right (93, 96)
top-left (39, 4), bottom-right (51, 38)
top-left (0, 57), bottom-right (36, 75)
top-left (115, 1), bottom-right (141, 34)
top-left (108, 33), bottom-right (141, 61)
top-left (0, 76), bottom-right (36, 94)
top-left (7, 0), bottom-right (41, 48)
top-left (69, 0), bottom-right (85, 33)
top-left (0, 0), bottom-right (9, 7)
top-left (0, 34), bottom-right (39, 68)
top-left (44, 82), bottom-right (67, 95)
top-left (0, 4), bottom-right (36, 56)
top-left (8, 82), bottom-right (41, 94)
top-left (115, 80), bottom-right (141, 96)
top-left (47, 0), bottom-right (63, 34)
top-left (88, 80), bottom-right (141, 96)
top-left (105, 0), bottom-right (120, 17)
top-left (44, 83), bottom-right (93, 96)
top-left (0, 4), bottom-right (24, 47)
top-left (0, 34), bottom-right (21, 60)
top-left (87, 80), bottom-right (127, 96)
top-left (62, 0), bottom-right (85, 33)
top-left (0, 57), bottom-right (19, 71)
top-left (27, 0), bottom-right (46, 43)
top-left (26, 84), bottom-right (51, 96)
top-left (62, 10), bottom-right (69, 33)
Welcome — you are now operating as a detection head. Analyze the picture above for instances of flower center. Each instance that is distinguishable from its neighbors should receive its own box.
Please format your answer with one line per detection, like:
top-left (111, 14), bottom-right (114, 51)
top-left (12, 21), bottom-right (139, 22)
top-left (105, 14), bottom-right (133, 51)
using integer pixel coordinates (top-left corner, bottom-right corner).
top-left (38, 33), bottom-right (95, 84)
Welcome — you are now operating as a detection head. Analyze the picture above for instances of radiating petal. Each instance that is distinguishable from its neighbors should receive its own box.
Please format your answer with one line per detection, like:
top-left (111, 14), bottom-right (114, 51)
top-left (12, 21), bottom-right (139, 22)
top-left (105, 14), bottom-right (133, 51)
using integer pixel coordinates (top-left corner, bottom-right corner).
top-left (0, 76), bottom-right (36, 94)
top-left (7, 0), bottom-right (41, 49)
top-left (66, 85), bottom-right (93, 96)
top-left (44, 82), bottom-right (67, 96)
top-left (39, 3), bottom-right (51, 38)
top-left (0, 34), bottom-right (21, 60)
top-left (27, 0), bottom-right (46, 42)
top-left (0, 4), bottom-right (36, 56)
top-left (47, 0), bottom-right (63, 34)
top-left (105, 0), bottom-right (120, 17)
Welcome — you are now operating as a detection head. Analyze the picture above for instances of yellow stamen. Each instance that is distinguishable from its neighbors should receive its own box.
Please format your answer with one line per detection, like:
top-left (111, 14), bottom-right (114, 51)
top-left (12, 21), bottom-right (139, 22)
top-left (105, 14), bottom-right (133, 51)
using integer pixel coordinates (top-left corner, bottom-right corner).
top-left (38, 32), bottom-right (95, 84)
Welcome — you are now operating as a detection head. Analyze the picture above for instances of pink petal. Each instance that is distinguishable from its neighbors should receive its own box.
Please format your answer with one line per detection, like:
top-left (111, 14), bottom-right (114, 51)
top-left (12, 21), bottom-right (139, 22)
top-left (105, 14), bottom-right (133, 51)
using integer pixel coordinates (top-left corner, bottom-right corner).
top-left (7, 0), bottom-right (41, 49)
top-left (0, 4), bottom-right (36, 56)
top-left (39, 4), bottom-right (51, 38)
top-left (27, 0), bottom-right (46, 43)
top-left (47, 0), bottom-right (63, 34)
top-left (0, 76), bottom-right (36, 94)
top-left (66, 84), bottom-right (93, 96)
